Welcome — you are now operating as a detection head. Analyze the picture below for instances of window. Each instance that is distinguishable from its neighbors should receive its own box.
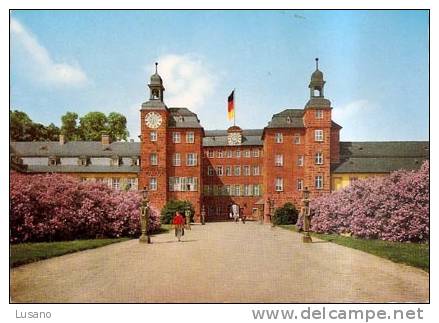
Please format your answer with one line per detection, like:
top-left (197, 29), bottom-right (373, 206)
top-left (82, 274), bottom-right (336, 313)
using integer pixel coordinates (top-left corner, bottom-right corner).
top-left (186, 132), bottom-right (195, 143)
top-left (208, 150), bottom-right (214, 158)
top-left (244, 184), bottom-right (252, 196)
top-left (275, 133), bottom-right (283, 143)
top-left (172, 132), bottom-right (181, 143)
top-left (172, 153), bottom-right (181, 166)
top-left (253, 185), bottom-right (261, 196)
top-left (315, 129), bottom-right (324, 142)
top-left (184, 177), bottom-right (198, 191)
top-left (235, 185), bottom-right (241, 196)
top-left (217, 150), bottom-right (223, 158)
top-left (150, 153), bottom-right (158, 166)
top-left (204, 185), bottom-right (211, 196)
top-left (243, 165), bottom-right (250, 176)
top-left (252, 149), bottom-right (260, 157)
top-left (186, 153), bottom-right (197, 166)
top-left (225, 185), bottom-right (231, 196)
top-left (226, 150), bottom-right (233, 158)
top-left (149, 177), bottom-right (157, 191)
top-left (150, 131), bottom-right (157, 141)
top-left (216, 166), bottom-right (223, 176)
top-left (112, 178), bottom-right (120, 190)
top-left (275, 154), bottom-right (283, 166)
top-left (315, 109), bottom-right (324, 119)
top-left (315, 175), bottom-right (323, 189)
top-left (315, 152), bottom-right (324, 165)
top-left (225, 166), bottom-right (232, 176)
top-left (207, 166), bottom-right (214, 176)
top-left (297, 155), bottom-right (304, 167)
top-left (275, 177), bottom-right (283, 192)
top-left (297, 179), bottom-right (303, 191)
top-left (234, 165), bottom-right (241, 176)
top-left (294, 134), bottom-right (301, 144)
top-left (244, 150), bottom-right (251, 158)
top-left (253, 165), bottom-right (260, 176)
top-left (236, 150), bottom-right (241, 158)
top-left (127, 178), bottom-right (137, 190)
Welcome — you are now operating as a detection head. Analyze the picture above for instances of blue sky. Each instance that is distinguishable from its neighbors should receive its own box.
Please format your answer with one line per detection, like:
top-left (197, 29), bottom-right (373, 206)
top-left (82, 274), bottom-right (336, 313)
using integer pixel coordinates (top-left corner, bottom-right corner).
top-left (10, 10), bottom-right (429, 141)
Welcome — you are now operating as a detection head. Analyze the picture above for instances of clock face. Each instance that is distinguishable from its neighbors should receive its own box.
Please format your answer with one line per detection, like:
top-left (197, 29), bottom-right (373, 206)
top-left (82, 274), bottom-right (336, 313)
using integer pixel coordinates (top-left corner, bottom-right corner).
top-left (228, 132), bottom-right (241, 145)
top-left (145, 112), bottom-right (163, 129)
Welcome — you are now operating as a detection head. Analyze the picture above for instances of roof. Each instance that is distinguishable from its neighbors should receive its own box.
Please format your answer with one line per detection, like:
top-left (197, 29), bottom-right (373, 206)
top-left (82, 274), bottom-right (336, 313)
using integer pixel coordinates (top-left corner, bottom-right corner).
top-left (168, 107), bottom-right (203, 128)
top-left (11, 141), bottom-right (140, 157)
top-left (203, 129), bottom-right (263, 147)
top-left (332, 141), bottom-right (429, 173)
top-left (25, 165), bottom-right (140, 174)
top-left (266, 109), bottom-right (304, 128)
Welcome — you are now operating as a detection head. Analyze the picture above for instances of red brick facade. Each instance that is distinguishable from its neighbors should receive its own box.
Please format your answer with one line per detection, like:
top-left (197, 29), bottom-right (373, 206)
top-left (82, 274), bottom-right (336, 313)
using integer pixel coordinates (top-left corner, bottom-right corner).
top-left (139, 62), bottom-right (342, 222)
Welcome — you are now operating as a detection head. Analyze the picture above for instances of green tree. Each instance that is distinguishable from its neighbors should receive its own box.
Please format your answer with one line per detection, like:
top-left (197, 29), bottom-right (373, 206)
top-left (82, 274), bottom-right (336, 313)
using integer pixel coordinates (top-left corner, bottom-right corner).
top-left (78, 112), bottom-right (108, 141)
top-left (273, 202), bottom-right (299, 225)
top-left (61, 112), bottom-right (79, 140)
top-left (160, 200), bottom-right (195, 224)
top-left (108, 112), bottom-right (129, 141)
top-left (10, 110), bottom-right (34, 141)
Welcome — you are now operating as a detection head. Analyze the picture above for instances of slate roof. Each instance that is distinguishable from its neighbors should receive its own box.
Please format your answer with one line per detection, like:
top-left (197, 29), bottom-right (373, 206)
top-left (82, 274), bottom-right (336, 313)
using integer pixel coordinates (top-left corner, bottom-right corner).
top-left (11, 141), bottom-right (140, 157)
top-left (168, 107), bottom-right (203, 128)
top-left (203, 129), bottom-right (263, 147)
top-left (266, 109), bottom-right (305, 128)
top-left (26, 165), bottom-right (140, 174)
top-left (332, 141), bottom-right (429, 173)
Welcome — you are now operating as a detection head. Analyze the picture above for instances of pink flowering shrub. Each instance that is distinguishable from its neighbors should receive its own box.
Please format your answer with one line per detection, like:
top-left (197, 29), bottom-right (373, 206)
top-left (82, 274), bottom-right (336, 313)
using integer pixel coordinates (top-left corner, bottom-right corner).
top-left (10, 172), bottom-right (160, 243)
top-left (308, 161), bottom-right (429, 242)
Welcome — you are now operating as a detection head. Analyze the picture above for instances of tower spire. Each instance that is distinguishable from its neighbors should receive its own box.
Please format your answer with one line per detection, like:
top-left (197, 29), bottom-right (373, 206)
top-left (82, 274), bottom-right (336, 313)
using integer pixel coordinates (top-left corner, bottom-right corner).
top-left (315, 57), bottom-right (319, 70)
top-left (155, 62), bottom-right (158, 74)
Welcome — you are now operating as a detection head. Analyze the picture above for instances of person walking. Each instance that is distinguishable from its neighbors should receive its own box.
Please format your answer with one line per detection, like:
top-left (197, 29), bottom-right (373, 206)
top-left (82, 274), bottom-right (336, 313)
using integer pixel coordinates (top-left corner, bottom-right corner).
top-left (173, 211), bottom-right (185, 242)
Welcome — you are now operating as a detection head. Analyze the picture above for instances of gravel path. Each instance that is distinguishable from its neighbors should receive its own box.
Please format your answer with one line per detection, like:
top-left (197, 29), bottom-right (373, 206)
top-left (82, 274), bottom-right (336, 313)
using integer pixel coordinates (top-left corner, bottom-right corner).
top-left (11, 222), bottom-right (429, 303)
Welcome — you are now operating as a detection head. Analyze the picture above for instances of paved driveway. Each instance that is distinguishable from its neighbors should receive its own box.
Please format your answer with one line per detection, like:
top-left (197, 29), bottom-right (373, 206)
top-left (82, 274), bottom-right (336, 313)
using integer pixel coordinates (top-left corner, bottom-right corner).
top-left (11, 222), bottom-right (429, 303)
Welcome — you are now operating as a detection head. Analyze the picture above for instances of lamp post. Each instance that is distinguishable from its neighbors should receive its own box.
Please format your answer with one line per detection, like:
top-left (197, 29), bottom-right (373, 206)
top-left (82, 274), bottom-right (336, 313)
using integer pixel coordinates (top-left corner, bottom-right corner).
top-left (185, 208), bottom-right (191, 230)
top-left (201, 205), bottom-right (206, 225)
top-left (301, 187), bottom-right (312, 243)
top-left (139, 186), bottom-right (151, 244)
top-left (268, 198), bottom-right (275, 226)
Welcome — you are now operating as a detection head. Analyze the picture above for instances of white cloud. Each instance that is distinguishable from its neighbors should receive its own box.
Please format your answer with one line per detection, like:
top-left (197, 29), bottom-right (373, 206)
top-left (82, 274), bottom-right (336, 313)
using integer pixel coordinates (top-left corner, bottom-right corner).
top-left (10, 18), bottom-right (88, 87)
top-left (332, 99), bottom-right (373, 124)
top-left (152, 54), bottom-right (216, 111)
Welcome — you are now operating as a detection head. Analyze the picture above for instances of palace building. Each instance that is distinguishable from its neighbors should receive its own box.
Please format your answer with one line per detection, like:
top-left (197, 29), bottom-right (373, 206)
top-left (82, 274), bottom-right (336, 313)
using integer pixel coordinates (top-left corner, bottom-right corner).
top-left (11, 60), bottom-right (429, 222)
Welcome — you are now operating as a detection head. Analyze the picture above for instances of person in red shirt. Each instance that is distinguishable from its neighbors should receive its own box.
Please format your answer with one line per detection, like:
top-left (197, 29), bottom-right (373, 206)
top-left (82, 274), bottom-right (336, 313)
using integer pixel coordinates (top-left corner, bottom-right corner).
top-left (172, 212), bottom-right (185, 242)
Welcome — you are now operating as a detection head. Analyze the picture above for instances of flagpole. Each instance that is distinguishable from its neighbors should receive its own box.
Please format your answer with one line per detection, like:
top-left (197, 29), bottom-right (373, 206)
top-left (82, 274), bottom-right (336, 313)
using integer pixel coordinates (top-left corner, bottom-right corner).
top-left (233, 88), bottom-right (236, 126)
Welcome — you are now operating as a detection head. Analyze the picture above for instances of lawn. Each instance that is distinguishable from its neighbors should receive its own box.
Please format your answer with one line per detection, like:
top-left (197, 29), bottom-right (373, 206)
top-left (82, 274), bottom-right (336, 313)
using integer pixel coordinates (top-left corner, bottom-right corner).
top-left (10, 238), bottom-right (130, 267)
top-left (279, 225), bottom-right (429, 272)
top-left (10, 224), bottom-right (174, 268)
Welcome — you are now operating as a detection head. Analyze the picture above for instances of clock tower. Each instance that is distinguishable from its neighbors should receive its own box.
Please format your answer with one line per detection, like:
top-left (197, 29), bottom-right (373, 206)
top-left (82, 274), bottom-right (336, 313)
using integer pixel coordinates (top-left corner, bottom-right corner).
top-left (227, 126), bottom-right (243, 145)
top-left (139, 63), bottom-right (169, 211)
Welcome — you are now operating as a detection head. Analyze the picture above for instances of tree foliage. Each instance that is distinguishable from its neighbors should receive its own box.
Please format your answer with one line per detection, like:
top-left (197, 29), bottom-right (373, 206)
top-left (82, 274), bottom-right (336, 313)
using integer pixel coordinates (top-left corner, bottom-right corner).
top-left (273, 202), bottom-right (299, 225)
top-left (160, 200), bottom-right (195, 224)
top-left (11, 109), bottom-right (129, 142)
top-left (61, 111), bottom-right (79, 140)
top-left (10, 110), bottom-right (60, 141)
top-left (303, 161), bottom-right (429, 242)
top-left (10, 172), bottom-right (160, 243)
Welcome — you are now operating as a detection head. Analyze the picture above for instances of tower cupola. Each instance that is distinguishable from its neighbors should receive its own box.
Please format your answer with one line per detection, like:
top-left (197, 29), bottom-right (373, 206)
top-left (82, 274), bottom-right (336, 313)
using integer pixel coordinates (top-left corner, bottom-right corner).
top-left (309, 58), bottom-right (325, 98)
top-left (148, 62), bottom-right (165, 101)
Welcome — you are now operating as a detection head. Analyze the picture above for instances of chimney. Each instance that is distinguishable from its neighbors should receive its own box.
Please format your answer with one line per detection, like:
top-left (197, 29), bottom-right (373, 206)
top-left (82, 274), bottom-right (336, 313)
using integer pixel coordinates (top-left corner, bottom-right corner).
top-left (101, 134), bottom-right (110, 145)
top-left (59, 134), bottom-right (65, 145)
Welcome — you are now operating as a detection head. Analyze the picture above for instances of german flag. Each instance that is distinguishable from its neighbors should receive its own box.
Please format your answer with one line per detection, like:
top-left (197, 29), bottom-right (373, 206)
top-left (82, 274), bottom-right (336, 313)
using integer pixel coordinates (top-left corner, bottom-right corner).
top-left (227, 90), bottom-right (235, 121)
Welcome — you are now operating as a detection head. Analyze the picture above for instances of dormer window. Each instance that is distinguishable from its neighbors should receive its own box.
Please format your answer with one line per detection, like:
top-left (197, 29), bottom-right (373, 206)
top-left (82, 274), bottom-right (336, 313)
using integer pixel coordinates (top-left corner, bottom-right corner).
top-left (78, 156), bottom-right (89, 166)
top-left (48, 156), bottom-right (59, 166)
top-left (286, 116), bottom-right (292, 124)
top-left (111, 156), bottom-right (120, 166)
top-left (174, 116), bottom-right (184, 123)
